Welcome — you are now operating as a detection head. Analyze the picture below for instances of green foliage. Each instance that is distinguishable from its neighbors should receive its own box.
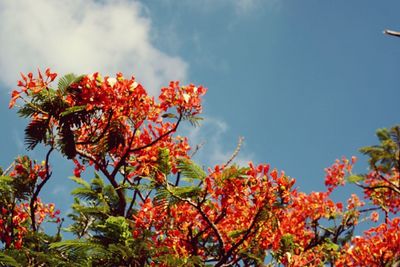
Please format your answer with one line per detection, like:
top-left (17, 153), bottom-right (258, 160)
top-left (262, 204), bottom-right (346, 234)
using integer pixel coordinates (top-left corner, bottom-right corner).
top-left (177, 158), bottom-right (206, 181)
top-left (0, 175), bottom-right (13, 195)
top-left (18, 73), bottom-right (95, 157)
top-left (0, 252), bottom-right (19, 267)
top-left (50, 240), bottom-right (107, 263)
top-left (4, 68), bottom-right (400, 266)
top-left (347, 174), bottom-right (364, 183)
top-left (154, 253), bottom-right (203, 267)
top-left (60, 105), bottom-right (87, 117)
top-left (187, 116), bottom-right (203, 127)
top-left (94, 216), bottom-right (132, 245)
top-left (66, 174), bottom-right (121, 237)
top-left (219, 165), bottom-right (249, 183)
top-left (360, 125), bottom-right (400, 172)
top-left (0, 157), bottom-right (39, 201)
top-left (58, 73), bottom-right (83, 95)
top-left (157, 148), bottom-right (171, 175)
top-left (53, 174), bottom-right (154, 266)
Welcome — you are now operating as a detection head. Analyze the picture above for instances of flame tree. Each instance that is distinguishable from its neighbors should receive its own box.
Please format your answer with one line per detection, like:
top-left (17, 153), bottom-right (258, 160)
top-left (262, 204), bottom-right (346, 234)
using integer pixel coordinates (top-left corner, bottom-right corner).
top-left (0, 69), bottom-right (398, 266)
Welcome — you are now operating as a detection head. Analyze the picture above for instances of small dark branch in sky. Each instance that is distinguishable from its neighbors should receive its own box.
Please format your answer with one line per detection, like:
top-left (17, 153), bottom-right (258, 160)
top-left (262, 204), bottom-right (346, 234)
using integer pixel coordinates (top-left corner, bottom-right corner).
top-left (174, 172), bottom-right (181, 186)
top-left (384, 29), bottom-right (400, 38)
top-left (222, 136), bottom-right (244, 169)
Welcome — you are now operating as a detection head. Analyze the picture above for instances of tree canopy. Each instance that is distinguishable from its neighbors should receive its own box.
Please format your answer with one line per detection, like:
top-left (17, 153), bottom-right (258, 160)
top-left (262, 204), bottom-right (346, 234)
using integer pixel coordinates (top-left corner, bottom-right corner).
top-left (0, 69), bottom-right (398, 266)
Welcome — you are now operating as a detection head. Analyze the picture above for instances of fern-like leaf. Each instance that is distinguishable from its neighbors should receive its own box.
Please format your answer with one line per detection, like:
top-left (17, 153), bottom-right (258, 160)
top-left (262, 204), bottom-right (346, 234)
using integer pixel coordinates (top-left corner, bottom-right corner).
top-left (390, 125), bottom-right (400, 149)
top-left (17, 105), bottom-right (37, 118)
top-left (177, 158), bottom-right (206, 181)
top-left (60, 105), bottom-right (87, 117)
top-left (24, 119), bottom-right (49, 150)
top-left (0, 252), bottom-right (19, 267)
top-left (70, 176), bottom-right (90, 188)
top-left (157, 148), bottom-right (171, 175)
top-left (50, 240), bottom-right (109, 261)
top-left (58, 73), bottom-right (84, 95)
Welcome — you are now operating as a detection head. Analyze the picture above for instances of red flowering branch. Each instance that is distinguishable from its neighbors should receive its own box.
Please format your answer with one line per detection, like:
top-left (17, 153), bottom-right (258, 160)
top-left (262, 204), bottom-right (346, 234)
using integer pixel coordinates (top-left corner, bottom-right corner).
top-left (164, 183), bottom-right (226, 258)
top-left (30, 146), bottom-right (54, 232)
top-left (215, 204), bottom-right (266, 266)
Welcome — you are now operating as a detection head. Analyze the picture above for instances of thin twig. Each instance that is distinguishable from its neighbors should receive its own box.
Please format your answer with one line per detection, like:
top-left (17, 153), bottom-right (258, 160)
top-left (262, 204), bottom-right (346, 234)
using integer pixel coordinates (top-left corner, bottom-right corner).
top-left (222, 137), bottom-right (244, 169)
top-left (164, 183), bottom-right (226, 257)
top-left (384, 29), bottom-right (400, 38)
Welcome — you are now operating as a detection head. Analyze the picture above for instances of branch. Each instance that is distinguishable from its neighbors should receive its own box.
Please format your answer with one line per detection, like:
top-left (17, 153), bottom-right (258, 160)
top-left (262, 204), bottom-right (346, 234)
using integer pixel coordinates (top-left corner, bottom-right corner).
top-left (76, 110), bottom-right (113, 145)
top-left (359, 207), bottom-right (381, 213)
top-left (376, 170), bottom-right (400, 192)
top-left (215, 206), bottom-right (264, 267)
top-left (384, 29), bottom-right (400, 38)
top-left (190, 141), bottom-right (205, 158)
top-left (2, 162), bottom-right (15, 175)
top-left (222, 137), bottom-right (244, 169)
top-left (76, 149), bottom-right (127, 216)
top-left (174, 172), bottom-right (181, 187)
top-left (129, 114), bottom-right (183, 154)
top-left (164, 183), bottom-right (226, 257)
top-left (125, 178), bottom-right (142, 218)
top-left (355, 181), bottom-right (400, 195)
top-left (30, 147), bottom-right (54, 232)
top-left (110, 127), bottom-right (138, 178)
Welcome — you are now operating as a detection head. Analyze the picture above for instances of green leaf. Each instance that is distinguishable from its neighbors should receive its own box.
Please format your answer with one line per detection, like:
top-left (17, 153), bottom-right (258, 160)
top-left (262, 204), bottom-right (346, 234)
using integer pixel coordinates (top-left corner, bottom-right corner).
top-left (70, 176), bottom-right (90, 188)
top-left (157, 148), bottom-right (171, 175)
top-left (17, 104), bottom-right (37, 118)
top-left (161, 113), bottom-right (177, 119)
top-left (347, 175), bottom-right (364, 183)
top-left (0, 252), bottom-right (19, 267)
top-left (177, 158), bottom-right (206, 181)
top-left (172, 186), bottom-right (202, 199)
top-left (60, 105), bottom-right (87, 117)
top-left (58, 73), bottom-right (84, 94)
top-left (50, 240), bottom-right (109, 259)
top-left (187, 116), bottom-right (203, 127)
top-left (95, 216), bottom-right (132, 244)
top-left (228, 229), bottom-right (246, 239)
top-left (376, 128), bottom-right (390, 142)
top-left (70, 187), bottom-right (98, 202)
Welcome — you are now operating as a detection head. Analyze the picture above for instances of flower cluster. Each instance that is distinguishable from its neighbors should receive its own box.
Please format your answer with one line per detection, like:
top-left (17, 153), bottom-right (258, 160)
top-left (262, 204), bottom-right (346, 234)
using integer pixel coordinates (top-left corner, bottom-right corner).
top-left (9, 69), bottom-right (57, 108)
top-left (337, 218), bottom-right (400, 266)
top-left (9, 156), bottom-right (48, 181)
top-left (324, 156), bottom-right (356, 193)
top-left (362, 170), bottom-right (400, 214)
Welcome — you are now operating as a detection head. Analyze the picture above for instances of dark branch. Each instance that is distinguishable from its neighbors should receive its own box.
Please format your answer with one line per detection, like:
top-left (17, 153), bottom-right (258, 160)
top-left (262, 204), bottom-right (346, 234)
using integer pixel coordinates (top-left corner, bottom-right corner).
top-left (384, 29), bottom-right (400, 38)
top-left (30, 147), bottom-right (54, 232)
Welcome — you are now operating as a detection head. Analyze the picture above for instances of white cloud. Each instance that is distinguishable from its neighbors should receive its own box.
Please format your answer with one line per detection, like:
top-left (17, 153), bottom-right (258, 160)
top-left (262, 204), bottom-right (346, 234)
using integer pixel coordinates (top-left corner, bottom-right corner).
top-left (234, 0), bottom-right (281, 14)
top-left (182, 117), bottom-right (254, 168)
top-left (160, 0), bottom-right (279, 16)
top-left (0, 0), bottom-right (187, 94)
top-left (234, 0), bottom-right (262, 15)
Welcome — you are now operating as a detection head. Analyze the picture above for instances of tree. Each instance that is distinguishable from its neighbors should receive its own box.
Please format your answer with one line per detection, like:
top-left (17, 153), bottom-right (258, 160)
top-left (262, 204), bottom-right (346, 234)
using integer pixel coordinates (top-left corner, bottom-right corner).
top-left (0, 69), bottom-right (398, 266)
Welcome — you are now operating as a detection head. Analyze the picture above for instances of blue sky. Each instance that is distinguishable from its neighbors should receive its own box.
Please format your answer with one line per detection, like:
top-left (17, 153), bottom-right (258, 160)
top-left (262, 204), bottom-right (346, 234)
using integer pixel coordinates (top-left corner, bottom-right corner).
top-left (1, 0), bottom-right (399, 224)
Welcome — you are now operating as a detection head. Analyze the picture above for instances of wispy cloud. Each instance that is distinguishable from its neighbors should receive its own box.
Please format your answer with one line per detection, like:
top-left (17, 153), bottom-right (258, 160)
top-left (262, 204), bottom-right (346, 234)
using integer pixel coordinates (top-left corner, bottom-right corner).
top-left (182, 117), bottom-right (254, 168)
top-left (160, 0), bottom-right (279, 16)
top-left (234, 0), bottom-right (265, 15)
top-left (0, 0), bottom-right (187, 94)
